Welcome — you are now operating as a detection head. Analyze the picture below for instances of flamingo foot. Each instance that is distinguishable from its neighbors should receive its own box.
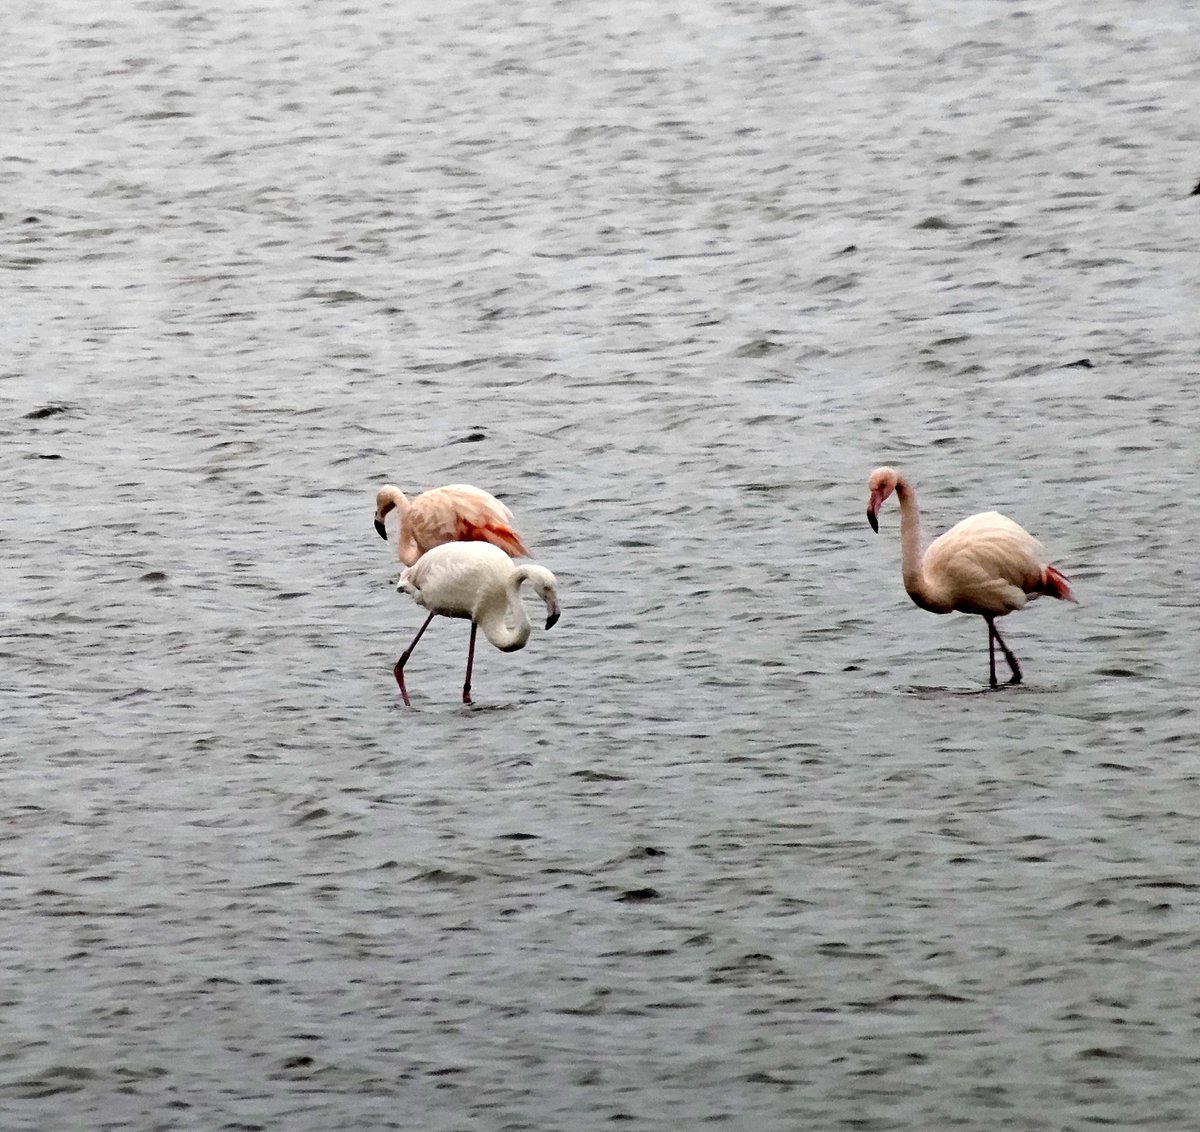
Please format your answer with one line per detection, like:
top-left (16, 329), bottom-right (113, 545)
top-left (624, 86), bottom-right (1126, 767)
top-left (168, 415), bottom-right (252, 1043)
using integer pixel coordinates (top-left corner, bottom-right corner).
top-left (393, 611), bottom-right (435, 709)
top-left (990, 620), bottom-right (1023, 686)
top-left (394, 660), bottom-right (413, 708)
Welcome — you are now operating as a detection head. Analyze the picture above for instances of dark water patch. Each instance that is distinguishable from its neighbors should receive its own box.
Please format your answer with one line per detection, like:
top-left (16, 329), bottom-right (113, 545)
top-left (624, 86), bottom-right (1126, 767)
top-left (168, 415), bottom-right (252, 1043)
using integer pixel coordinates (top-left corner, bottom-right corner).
top-left (3, 1065), bottom-right (98, 1098)
top-left (411, 869), bottom-right (478, 886)
top-left (736, 338), bottom-right (785, 358)
top-left (616, 888), bottom-right (660, 903)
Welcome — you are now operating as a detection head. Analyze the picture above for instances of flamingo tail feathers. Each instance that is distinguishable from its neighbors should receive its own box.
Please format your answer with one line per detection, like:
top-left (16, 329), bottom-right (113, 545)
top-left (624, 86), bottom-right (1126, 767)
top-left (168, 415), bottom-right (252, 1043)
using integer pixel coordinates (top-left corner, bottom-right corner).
top-left (455, 516), bottom-right (530, 558)
top-left (1039, 565), bottom-right (1076, 602)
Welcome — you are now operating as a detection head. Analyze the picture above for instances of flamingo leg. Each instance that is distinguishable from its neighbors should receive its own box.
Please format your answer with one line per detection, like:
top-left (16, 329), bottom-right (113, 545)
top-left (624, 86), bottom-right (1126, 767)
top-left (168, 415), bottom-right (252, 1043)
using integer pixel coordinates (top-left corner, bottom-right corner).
top-left (991, 620), bottom-right (1023, 685)
top-left (462, 622), bottom-right (477, 705)
top-left (986, 617), bottom-right (998, 687)
top-left (394, 611), bottom-right (436, 707)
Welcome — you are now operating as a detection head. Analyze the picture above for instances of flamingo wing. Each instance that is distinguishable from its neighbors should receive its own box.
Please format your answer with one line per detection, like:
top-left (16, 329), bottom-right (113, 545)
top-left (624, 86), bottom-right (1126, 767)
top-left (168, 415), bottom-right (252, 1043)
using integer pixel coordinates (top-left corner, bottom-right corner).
top-left (407, 484), bottom-right (530, 559)
top-left (923, 511), bottom-right (1047, 615)
top-left (400, 541), bottom-right (511, 619)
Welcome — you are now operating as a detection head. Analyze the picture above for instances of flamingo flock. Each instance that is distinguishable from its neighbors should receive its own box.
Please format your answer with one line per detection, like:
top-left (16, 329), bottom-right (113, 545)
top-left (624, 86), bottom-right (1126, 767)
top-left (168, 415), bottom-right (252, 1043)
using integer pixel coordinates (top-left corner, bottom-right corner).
top-left (377, 468), bottom-right (1075, 705)
top-left (375, 480), bottom-right (557, 705)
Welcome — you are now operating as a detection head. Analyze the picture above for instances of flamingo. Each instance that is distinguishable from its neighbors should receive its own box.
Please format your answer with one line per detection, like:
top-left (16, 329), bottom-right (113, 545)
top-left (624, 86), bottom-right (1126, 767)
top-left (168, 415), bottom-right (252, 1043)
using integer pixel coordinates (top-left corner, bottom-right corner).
top-left (865, 466), bottom-right (1075, 686)
top-left (393, 541), bottom-right (560, 706)
top-left (374, 483), bottom-right (529, 567)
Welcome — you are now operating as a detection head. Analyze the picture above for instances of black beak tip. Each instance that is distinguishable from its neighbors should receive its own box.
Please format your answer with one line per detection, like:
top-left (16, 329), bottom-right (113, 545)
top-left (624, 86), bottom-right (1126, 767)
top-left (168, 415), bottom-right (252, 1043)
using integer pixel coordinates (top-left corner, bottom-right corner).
top-left (867, 510), bottom-right (879, 533)
top-left (374, 519), bottom-right (388, 540)
top-left (545, 612), bottom-right (560, 631)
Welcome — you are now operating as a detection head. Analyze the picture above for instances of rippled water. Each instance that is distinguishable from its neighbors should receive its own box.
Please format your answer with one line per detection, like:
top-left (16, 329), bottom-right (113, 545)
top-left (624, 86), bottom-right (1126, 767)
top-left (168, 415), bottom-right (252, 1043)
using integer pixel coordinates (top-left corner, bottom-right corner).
top-left (3, 0), bottom-right (1199, 1127)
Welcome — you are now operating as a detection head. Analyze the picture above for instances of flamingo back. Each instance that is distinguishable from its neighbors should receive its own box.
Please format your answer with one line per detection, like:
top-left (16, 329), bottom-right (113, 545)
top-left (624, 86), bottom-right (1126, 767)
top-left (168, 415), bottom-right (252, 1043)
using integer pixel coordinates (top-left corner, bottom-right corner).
top-left (922, 511), bottom-right (1048, 616)
top-left (401, 541), bottom-right (515, 619)
top-left (407, 484), bottom-right (529, 561)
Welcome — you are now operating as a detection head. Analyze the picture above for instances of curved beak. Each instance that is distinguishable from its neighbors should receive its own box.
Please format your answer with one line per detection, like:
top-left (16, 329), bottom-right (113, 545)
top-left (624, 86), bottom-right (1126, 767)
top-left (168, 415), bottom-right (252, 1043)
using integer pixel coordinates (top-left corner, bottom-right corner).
top-left (544, 600), bottom-right (561, 631)
top-left (866, 488), bottom-right (886, 533)
top-left (374, 518), bottom-right (388, 541)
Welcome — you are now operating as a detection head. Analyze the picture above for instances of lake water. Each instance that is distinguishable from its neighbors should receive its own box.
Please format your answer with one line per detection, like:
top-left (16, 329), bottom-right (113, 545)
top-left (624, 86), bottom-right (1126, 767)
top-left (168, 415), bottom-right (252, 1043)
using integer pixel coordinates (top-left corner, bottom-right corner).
top-left (3, 0), bottom-right (1199, 1128)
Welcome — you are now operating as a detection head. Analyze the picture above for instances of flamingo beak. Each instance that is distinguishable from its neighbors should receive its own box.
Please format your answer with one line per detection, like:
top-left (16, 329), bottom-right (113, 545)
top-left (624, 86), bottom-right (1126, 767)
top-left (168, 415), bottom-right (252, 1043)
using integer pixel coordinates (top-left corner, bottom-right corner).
top-left (866, 487), bottom-right (886, 533)
top-left (374, 518), bottom-right (388, 540)
top-left (545, 600), bottom-right (561, 631)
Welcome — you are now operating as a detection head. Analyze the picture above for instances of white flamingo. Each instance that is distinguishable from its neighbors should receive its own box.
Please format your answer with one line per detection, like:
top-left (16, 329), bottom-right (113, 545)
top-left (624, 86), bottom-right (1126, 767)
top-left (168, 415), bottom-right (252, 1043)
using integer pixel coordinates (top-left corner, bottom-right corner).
top-left (374, 483), bottom-right (529, 566)
top-left (393, 542), bottom-right (560, 706)
top-left (866, 466), bottom-right (1075, 686)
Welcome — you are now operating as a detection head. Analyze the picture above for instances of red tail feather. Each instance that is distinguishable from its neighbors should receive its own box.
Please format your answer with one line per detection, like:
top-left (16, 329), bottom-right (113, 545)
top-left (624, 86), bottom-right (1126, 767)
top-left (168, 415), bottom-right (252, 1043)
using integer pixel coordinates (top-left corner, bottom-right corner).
top-left (1040, 565), bottom-right (1075, 602)
top-left (455, 517), bottom-right (530, 558)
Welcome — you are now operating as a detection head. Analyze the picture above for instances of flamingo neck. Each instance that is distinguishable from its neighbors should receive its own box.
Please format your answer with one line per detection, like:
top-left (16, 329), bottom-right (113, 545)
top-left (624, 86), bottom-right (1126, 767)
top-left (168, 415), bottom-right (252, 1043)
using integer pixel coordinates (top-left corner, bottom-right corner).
top-left (895, 478), bottom-right (937, 609)
top-left (476, 569), bottom-right (532, 651)
top-left (381, 486), bottom-right (410, 516)
top-left (382, 489), bottom-right (421, 565)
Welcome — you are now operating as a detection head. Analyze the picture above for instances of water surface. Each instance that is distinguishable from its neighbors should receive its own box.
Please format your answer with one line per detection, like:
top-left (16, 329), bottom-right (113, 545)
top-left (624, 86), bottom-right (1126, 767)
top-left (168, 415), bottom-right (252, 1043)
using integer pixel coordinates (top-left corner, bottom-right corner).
top-left (2, 0), bottom-right (1199, 1128)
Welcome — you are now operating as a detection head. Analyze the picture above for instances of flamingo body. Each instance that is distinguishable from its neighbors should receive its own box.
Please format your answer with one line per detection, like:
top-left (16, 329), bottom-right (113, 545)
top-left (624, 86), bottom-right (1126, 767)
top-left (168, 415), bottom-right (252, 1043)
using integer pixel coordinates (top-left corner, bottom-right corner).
top-left (917, 511), bottom-right (1051, 617)
top-left (374, 483), bottom-right (529, 567)
top-left (866, 466), bottom-right (1074, 685)
top-left (393, 542), bottom-right (560, 705)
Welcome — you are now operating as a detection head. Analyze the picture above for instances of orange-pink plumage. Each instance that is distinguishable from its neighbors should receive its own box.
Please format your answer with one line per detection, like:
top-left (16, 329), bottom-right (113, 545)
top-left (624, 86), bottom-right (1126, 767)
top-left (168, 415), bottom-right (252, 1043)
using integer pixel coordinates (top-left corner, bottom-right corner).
top-left (374, 482), bottom-right (530, 567)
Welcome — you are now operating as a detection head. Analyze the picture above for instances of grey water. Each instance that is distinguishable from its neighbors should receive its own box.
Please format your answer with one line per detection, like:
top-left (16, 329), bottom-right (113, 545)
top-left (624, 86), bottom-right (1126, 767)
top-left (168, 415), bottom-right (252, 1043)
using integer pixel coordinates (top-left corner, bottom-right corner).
top-left (2, 0), bottom-right (1199, 1128)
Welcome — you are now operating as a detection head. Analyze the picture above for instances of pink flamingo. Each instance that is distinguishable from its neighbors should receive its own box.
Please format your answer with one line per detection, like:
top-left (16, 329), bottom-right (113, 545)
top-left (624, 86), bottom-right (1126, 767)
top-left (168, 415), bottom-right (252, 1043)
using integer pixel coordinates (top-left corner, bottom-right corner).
top-left (866, 466), bottom-right (1075, 686)
top-left (393, 542), bottom-right (560, 706)
top-left (374, 483), bottom-right (529, 566)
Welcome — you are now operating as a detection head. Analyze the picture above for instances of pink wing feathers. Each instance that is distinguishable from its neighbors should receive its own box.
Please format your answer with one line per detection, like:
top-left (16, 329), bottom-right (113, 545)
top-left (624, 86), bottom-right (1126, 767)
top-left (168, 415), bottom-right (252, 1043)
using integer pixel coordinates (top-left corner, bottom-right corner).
top-left (922, 511), bottom-right (1051, 614)
top-left (406, 484), bottom-right (530, 561)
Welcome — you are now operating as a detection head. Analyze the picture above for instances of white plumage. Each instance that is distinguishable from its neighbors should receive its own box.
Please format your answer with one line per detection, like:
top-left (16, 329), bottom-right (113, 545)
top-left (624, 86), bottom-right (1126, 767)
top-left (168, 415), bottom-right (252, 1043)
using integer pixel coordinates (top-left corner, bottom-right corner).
top-left (920, 511), bottom-right (1049, 617)
top-left (392, 542), bottom-right (560, 706)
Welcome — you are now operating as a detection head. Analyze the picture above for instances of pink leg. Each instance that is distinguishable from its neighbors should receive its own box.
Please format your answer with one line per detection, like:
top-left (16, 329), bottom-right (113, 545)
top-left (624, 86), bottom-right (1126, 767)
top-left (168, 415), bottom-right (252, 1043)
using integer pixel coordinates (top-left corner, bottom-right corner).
top-left (394, 611), bottom-right (436, 707)
top-left (462, 622), bottom-right (477, 705)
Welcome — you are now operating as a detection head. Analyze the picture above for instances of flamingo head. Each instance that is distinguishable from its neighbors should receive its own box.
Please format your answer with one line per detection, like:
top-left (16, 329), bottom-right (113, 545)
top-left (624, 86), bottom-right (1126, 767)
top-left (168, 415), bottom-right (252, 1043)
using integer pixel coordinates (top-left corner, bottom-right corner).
top-left (374, 485), bottom-right (401, 540)
top-left (525, 566), bottom-right (561, 630)
top-left (540, 586), bottom-right (562, 631)
top-left (866, 466), bottom-right (899, 533)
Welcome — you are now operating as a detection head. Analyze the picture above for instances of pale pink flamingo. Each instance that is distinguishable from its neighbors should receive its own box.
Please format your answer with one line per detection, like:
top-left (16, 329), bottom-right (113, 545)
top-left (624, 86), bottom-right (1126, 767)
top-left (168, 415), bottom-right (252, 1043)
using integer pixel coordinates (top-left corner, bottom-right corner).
top-left (374, 483), bottom-right (529, 567)
top-left (866, 466), bottom-right (1075, 686)
top-left (393, 541), bottom-right (560, 706)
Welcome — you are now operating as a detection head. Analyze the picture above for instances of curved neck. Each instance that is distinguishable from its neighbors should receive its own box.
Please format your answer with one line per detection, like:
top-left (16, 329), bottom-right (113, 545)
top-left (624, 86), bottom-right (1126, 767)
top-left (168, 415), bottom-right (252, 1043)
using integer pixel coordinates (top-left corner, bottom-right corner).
top-left (476, 569), bottom-right (533, 650)
top-left (895, 477), bottom-right (933, 606)
top-left (380, 486), bottom-right (410, 516)
top-left (379, 487), bottom-right (419, 565)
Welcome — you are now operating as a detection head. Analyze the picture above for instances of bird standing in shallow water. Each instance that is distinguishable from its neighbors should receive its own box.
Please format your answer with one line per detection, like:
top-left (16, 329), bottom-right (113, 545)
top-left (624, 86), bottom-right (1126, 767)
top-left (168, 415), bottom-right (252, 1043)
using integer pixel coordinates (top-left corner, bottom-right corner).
top-left (374, 483), bottom-right (529, 567)
top-left (866, 466), bottom-right (1075, 686)
top-left (393, 541), bottom-right (560, 706)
